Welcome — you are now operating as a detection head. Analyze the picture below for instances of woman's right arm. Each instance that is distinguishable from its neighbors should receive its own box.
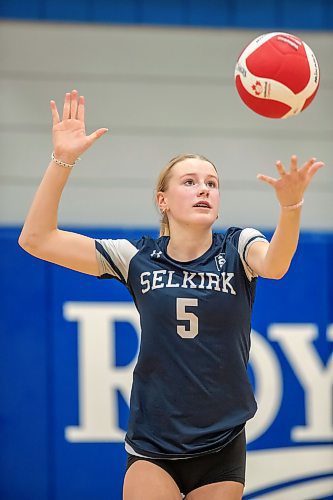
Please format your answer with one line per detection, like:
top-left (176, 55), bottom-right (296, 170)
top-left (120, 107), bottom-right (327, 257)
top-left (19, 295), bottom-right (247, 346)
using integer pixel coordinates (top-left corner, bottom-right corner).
top-left (18, 90), bottom-right (108, 276)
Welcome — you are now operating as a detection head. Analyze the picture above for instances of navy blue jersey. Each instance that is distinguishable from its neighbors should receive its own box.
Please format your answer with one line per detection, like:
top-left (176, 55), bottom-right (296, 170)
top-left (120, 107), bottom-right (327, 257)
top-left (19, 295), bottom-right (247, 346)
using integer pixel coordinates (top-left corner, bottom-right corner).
top-left (95, 227), bottom-right (267, 459)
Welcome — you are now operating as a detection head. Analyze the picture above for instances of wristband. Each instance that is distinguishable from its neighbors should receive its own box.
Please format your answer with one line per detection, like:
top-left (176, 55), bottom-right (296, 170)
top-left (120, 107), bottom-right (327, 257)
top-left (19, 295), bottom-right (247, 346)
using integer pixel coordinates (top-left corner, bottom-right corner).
top-left (281, 198), bottom-right (304, 210)
top-left (51, 152), bottom-right (80, 168)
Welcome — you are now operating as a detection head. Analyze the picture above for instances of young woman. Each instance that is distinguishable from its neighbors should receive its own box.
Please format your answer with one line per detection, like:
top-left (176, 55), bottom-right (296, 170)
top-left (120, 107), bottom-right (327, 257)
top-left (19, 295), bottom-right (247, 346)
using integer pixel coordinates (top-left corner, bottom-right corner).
top-left (19, 90), bottom-right (324, 500)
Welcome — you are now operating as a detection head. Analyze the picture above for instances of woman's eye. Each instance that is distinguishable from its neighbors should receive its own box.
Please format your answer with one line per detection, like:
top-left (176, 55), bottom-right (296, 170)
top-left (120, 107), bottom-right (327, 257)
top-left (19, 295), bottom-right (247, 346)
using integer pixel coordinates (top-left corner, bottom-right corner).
top-left (207, 181), bottom-right (217, 188)
top-left (184, 179), bottom-right (194, 185)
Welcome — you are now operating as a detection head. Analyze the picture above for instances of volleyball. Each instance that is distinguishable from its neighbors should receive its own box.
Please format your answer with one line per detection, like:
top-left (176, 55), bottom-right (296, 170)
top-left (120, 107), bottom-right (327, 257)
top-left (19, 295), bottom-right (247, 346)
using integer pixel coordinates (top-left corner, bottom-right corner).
top-left (234, 32), bottom-right (320, 119)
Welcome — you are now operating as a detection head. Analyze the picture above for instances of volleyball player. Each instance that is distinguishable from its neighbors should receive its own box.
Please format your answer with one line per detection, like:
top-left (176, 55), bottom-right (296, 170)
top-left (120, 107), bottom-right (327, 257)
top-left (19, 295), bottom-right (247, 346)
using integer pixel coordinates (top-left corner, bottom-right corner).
top-left (18, 91), bottom-right (324, 499)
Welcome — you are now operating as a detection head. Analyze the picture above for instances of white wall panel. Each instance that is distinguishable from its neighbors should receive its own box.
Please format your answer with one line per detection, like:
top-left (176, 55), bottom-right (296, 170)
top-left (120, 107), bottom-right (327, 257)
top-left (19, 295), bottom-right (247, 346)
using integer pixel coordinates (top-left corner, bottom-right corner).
top-left (1, 130), bottom-right (332, 184)
top-left (0, 21), bottom-right (332, 229)
top-left (1, 23), bottom-right (332, 81)
top-left (1, 78), bottom-right (332, 134)
top-left (2, 183), bottom-right (331, 231)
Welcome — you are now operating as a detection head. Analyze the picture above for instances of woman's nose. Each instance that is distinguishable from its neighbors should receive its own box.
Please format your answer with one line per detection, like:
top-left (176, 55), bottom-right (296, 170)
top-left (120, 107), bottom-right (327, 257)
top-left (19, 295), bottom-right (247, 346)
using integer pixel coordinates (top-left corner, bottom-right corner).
top-left (198, 184), bottom-right (209, 195)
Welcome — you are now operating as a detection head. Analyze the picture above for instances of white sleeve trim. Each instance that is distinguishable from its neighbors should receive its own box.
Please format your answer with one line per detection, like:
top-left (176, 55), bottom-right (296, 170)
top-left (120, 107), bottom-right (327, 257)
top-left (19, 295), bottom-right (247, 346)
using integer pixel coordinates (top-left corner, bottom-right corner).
top-left (95, 239), bottom-right (138, 281)
top-left (238, 228), bottom-right (267, 281)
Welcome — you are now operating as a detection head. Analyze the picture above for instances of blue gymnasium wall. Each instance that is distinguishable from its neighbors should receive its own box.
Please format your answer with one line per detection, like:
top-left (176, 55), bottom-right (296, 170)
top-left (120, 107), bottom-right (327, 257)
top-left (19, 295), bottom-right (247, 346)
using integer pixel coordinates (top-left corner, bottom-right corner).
top-left (0, 227), bottom-right (332, 499)
top-left (0, 0), bottom-right (333, 29)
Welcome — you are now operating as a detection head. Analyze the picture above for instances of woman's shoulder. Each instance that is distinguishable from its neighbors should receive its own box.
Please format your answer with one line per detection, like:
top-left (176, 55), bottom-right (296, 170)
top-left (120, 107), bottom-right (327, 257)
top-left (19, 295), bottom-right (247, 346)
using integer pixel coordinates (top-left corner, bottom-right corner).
top-left (126, 234), bottom-right (167, 253)
top-left (214, 227), bottom-right (243, 241)
top-left (214, 227), bottom-right (267, 250)
top-left (215, 226), bottom-right (265, 238)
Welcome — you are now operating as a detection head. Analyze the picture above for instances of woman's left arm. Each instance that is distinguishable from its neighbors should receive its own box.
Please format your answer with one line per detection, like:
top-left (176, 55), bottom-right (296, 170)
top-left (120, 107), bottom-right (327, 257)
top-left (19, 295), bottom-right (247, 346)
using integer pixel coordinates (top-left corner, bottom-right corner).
top-left (247, 155), bottom-right (325, 279)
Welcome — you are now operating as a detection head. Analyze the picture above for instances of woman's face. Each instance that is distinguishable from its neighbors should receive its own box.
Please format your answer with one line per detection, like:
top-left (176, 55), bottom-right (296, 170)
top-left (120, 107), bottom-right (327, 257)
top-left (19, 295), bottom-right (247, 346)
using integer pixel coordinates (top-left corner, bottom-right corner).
top-left (158, 158), bottom-right (220, 230)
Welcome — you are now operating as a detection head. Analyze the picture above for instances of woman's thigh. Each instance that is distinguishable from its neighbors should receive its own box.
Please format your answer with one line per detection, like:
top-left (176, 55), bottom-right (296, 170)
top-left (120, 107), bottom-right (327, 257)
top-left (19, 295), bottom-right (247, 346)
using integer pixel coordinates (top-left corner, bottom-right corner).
top-left (185, 480), bottom-right (244, 500)
top-left (123, 459), bottom-right (183, 500)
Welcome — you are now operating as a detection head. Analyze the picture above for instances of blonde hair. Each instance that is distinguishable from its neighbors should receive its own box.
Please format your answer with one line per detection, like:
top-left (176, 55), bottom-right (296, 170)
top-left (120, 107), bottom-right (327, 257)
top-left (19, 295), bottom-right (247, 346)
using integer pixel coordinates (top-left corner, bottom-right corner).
top-left (155, 153), bottom-right (218, 237)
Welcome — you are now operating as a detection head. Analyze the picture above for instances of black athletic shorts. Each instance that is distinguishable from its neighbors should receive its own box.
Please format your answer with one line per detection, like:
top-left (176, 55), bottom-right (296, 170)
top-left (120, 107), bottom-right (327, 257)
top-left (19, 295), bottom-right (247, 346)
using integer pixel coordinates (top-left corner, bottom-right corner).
top-left (126, 429), bottom-right (246, 496)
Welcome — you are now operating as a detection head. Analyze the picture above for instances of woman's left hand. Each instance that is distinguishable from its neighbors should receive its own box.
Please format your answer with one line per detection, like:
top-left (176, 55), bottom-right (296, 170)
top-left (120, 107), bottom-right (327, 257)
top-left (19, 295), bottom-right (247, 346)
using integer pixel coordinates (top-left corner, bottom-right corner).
top-left (257, 155), bottom-right (325, 207)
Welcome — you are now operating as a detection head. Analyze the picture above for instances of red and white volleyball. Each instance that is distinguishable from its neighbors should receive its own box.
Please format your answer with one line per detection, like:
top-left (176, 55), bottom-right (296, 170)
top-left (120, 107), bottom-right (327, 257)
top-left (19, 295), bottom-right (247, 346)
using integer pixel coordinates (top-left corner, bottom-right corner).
top-left (234, 32), bottom-right (320, 119)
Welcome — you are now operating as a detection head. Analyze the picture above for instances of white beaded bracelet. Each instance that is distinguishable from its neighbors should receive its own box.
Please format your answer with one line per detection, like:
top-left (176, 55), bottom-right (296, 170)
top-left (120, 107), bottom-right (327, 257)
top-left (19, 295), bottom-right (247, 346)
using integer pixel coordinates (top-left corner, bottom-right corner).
top-left (281, 198), bottom-right (304, 210)
top-left (51, 152), bottom-right (80, 168)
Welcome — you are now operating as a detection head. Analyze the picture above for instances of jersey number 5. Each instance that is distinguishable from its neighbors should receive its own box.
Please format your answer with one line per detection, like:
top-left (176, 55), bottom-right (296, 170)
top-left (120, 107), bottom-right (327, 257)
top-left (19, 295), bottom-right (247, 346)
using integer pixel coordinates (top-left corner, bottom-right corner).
top-left (176, 298), bottom-right (198, 338)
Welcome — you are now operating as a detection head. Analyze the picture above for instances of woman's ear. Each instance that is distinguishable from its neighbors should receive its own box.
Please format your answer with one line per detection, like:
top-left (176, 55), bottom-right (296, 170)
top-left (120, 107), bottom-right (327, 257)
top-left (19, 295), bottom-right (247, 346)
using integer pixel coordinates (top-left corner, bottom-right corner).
top-left (156, 191), bottom-right (168, 213)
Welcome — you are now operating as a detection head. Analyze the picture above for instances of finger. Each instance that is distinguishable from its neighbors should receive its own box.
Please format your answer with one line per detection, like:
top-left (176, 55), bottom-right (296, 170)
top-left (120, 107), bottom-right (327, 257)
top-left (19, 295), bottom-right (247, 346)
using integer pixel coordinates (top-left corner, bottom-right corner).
top-left (70, 89), bottom-right (78, 119)
top-left (307, 161), bottom-right (325, 180)
top-left (50, 100), bottom-right (60, 125)
top-left (77, 95), bottom-right (85, 122)
top-left (257, 174), bottom-right (277, 187)
top-left (276, 160), bottom-right (286, 177)
top-left (290, 154), bottom-right (298, 172)
top-left (87, 128), bottom-right (109, 145)
top-left (300, 157), bottom-right (317, 173)
top-left (63, 92), bottom-right (70, 120)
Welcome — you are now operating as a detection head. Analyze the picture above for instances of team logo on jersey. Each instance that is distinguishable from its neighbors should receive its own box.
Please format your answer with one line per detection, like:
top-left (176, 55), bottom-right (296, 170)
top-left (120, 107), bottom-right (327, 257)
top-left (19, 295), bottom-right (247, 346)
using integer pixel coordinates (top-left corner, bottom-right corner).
top-left (150, 250), bottom-right (162, 259)
top-left (215, 253), bottom-right (226, 271)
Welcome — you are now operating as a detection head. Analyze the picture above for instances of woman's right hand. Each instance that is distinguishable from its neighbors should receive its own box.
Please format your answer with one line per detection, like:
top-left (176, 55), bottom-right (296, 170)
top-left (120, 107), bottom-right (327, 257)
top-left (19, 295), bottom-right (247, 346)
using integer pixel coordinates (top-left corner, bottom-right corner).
top-left (50, 89), bottom-right (108, 165)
